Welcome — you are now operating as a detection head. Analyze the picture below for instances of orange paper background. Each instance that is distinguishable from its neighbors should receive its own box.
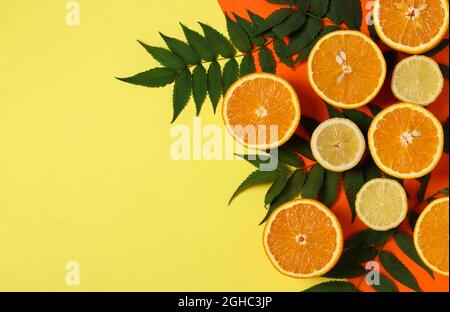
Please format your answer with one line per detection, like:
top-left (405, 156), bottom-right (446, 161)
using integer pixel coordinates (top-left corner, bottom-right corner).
top-left (218, 0), bottom-right (449, 292)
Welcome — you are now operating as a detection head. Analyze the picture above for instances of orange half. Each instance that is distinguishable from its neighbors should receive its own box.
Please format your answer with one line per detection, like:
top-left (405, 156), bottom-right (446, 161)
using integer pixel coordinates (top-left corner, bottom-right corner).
top-left (414, 197), bottom-right (449, 276)
top-left (263, 199), bottom-right (343, 278)
top-left (307, 30), bottom-right (386, 109)
top-left (222, 73), bottom-right (300, 150)
top-left (374, 0), bottom-right (449, 54)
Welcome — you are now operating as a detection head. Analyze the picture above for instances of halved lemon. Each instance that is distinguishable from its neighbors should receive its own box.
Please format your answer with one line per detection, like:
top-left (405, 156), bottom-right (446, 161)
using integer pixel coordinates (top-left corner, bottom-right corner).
top-left (368, 103), bottom-right (444, 179)
top-left (263, 199), bottom-right (343, 278)
top-left (392, 55), bottom-right (444, 106)
top-left (356, 178), bottom-right (408, 231)
top-left (373, 0), bottom-right (449, 54)
top-left (414, 197), bottom-right (449, 276)
top-left (307, 30), bottom-right (386, 109)
top-left (222, 73), bottom-right (301, 150)
top-left (310, 118), bottom-right (366, 172)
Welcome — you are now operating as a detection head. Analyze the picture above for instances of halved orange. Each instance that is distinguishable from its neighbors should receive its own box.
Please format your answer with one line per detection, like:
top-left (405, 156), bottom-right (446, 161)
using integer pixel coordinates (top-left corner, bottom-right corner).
top-left (222, 73), bottom-right (300, 150)
top-left (263, 199), bottom-right (343, 278)
top-left (414, 197), bottom-right (449, 276)
top-left (373, 0), bottom-right (449, 54)
top-left (368, 103), bottom-right (444, 179)
top-left (307, 30), bottom-right (386, 109)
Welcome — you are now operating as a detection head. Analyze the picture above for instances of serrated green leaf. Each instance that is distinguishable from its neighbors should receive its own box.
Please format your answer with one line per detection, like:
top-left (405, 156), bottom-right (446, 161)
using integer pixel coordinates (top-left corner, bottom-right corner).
top-left (180, 24), bottom-right (216, 62)
top-left (409, 211), bottom-right (419, 231)
top-left (368, 103), bottom-right (383, 117)
top-left (171, 70), bottom-right (192, 123)
top-left (229, 169), bottom-right (284, 205)
top-left (247, 10), bottom-right (265, 26)
top-left (364, 156), bottom-right (382, 181)
top-left (240, 54), bottom-right (256, 77)
top-left (301, 164), bottom-right (324, 199)
top-left (320, 170), bottom-right (340, 206)
top-left (207, 61), bottom-right (222, 112)
top-left (259, 47), bottom-right (276, 73)
top-left (199, 23), bottom-right (235, 58)
top-left (311, 0), bottom-right (330, 17)
top-left (345, 229), bottom-right (394, 249)
top-left (277, 147), bottom-right (304, 167)
top-left (267, 0), bottom-right (294, 4)
top-left (261, 169), bottom-right (306, 224)
top-left (254, 8), bottom-right (292, 35)
top-left (265, 170), bottom-right (290, 205)
top-left (226, 15), bottom-right (251, 53)
top-left (343, 109), bottom-right (372, 134)
top-left (117, 67), bottom-right (176, 88)
top-left (160, 33), bottom-right (200, 65)
top-left (343, 167), bottom-right (365, 222)
top-left (384, 50), bottom-right (398, 72)
top-left (285, 16), bottom-right (322, 56)
top-left (192, 65), bottom-right (207, 115)
top-left (327, 0), bottom-right (344, 24)
top-left (417, 174), bottom-right (431, 202)
top-left (394, 231), bottom-right (434, 279)
top-left (379, 251), bottom-right (421, 292)
top-left (326, 103), bottom-right (343, 118)
top-left (137, 41), bottom-right (185, 71)
top-left (423, 39), bottom-right (449, 57)
top-left (371, 272), bottom-right (398, 292)
top-left (368, 22), bottom-right (380, 42)
top-left (303, 281), bottom-right (357, 292)
top-left (285, 135), bottom-right (315, 160)
top-left (272, 11), bottom-right (306, 38)
top-left (325, 265), bottom-right (366, 278)
top-left (295, 0), bottom-right (310, 11)
top-left (222, 58), bottom-right (239, 93)
top-left (301, 115), bottom-right (320, 137)
top-left (274, 38), bottom-right (294, 67)
top-left (343, 0), bottom-right (362, 30)
top-left (295, 25), bottom-right (340, 62)
top-left (233, 14), bottom-right (266, 47)
top-left (439, 63), bottom-right (449, 78)
top-left (444, 118), bottom-right (449, 153)
top-left (326, 244), bottom-right (377, 278)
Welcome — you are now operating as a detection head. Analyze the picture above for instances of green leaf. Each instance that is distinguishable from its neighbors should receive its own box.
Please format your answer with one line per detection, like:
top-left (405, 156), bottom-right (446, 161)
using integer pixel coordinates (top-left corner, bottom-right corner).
top-left (311, 0), bottom-right (330, 17)
top-left (226, 15), bottom-right (251, 53)
top-left (327, 0), bottom-right (344, 24)
top-left (229, 169), bottom-right (284, 205)
top-left (345, 229), bottom-right (394, 249)
top-left (439, 63), bottom-right (449, 78)
top-left (137, 41), bottom-right (185, 71)
top-left (222, 58), bottom-right (239, 93)
top-left (285, 135), bottom-right (315, 160)
top-left (444, 118), bottom-right (449, 153)
top-left (440, 188), bottom-right (450, 196)
top-left (368, 103), bottom-right (383, 117)
top-left (192, 65), bottom-right (208, 115)
top-left (343, 0), bottom-right (363, 30)
top-left (384, 50), bottom-right (398, 72)
top-left (295, 0), bottom-right (310, 11)
top-left (277, 147), bottom-right (304, 167)
top-left (326, 103), bottom-right (343, 118)
top-left (240, 54), bottom-right (256, 77)
top-left (326, 244), bottom-right (377, 278)
top-left (261, 169), bottom-right (306, 224)
top-left (267, 0), bottom-right (294, 4)
top-left (301, 164), bottom-right (324, 199)
top-left (274, 38), bottom-right (294, 67)
top-left (364, 156), bottom-right (382, 181)
top-left (171, 70), bottom-right (192, 123)
top-left (295, 25), bottom-right (340, 62)
top-left (368, 23), bottom-right (380, 43)
top-left (265, 170), bottom-right (290, 205)
top-left (301, 115), bottom-right (320, 137)
top-left (254, 8), bottom-right (292, 35)
top-left (303, 281), bottom-right (358, 292)
top-left (117, 67), bottom-right (176, 88)
top-left (379, 251), bottom-right (421, 292)
top-left (234, 14), bottom-right (266, 47)
top-left (320, 170), bottom-right (340, 206)
top-left (207, 61), bottom-right (222, 112)
top-left (409, 211), bottom-right (419, 231)
top-left (343, 167), bottom-right (365, 222)
top-left (180, 24), bottom-right (216, 62)
top-left (259, 47), bottom-right (276, 73)
top-left (247, 10), bottom-right (265, 26)
top-left (417, 174), bottom-right (431, 202)
top-left (199, 23), bottom-right (235, 58)
top-left (160, 33), bottom-right (200, 65)
top-left (325, 265), bottom-right (366, 278)
top-left (272, 11), bottom-right (306, 38)
top-left (343, 109), bottom-right (372, 134)
top-left (394, 231), bottom-right (434, 279)
top-left (371, 272), bottom-right (398, 292)
top-left (423, 39), bottom-right (449, 57)
top-left (285, 16), bottom-right (322, 56)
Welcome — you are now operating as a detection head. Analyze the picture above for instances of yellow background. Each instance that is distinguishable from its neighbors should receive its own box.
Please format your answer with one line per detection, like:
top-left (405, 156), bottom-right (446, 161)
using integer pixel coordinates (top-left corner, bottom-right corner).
top-left (0, 0), bottom-right (323, 291)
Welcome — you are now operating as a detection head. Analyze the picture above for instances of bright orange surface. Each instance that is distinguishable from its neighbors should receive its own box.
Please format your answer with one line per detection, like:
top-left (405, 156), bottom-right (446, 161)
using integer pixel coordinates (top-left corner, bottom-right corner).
top-left (218, 0), bottom-right (449, 292)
